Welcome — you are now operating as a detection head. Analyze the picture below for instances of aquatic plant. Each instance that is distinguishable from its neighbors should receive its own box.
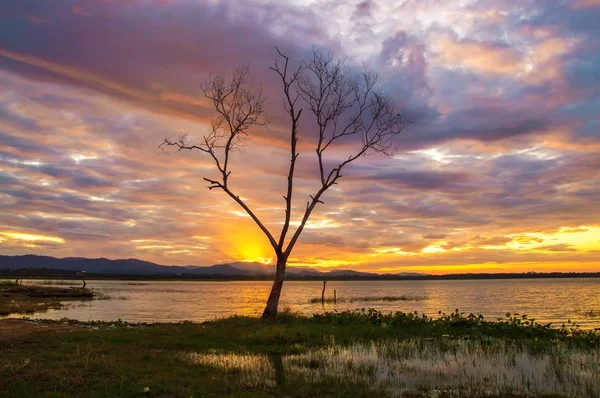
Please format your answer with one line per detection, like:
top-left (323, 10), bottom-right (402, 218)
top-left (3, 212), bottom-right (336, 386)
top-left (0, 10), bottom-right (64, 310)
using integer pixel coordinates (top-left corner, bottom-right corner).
top-left (39, 281), bottom-right (80, 286)
top-left (312, 308), bottom-right (600, 345)
top-left (309, 295), bottom-right (427, 304)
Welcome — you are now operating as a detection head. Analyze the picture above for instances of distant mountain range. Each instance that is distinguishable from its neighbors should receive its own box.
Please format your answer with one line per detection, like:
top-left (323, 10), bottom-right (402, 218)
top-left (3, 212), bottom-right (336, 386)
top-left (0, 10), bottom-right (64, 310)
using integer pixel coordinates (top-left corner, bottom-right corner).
top-left (0, 254), bottom-right (421, 277)
top-left (1, 255), bottom-right (598, 280)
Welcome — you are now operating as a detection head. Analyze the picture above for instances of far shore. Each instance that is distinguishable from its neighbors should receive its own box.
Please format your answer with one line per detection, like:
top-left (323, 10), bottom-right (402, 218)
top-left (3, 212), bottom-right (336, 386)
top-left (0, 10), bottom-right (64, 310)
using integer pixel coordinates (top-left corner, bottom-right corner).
top-left (2, 271), bottom-right (600, 282)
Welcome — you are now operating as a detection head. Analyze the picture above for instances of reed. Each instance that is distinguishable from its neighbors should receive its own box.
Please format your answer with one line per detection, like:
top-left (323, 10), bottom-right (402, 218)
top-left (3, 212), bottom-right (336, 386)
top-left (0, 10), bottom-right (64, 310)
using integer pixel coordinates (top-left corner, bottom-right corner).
top-left (309, 295), bottom-right (427, 303)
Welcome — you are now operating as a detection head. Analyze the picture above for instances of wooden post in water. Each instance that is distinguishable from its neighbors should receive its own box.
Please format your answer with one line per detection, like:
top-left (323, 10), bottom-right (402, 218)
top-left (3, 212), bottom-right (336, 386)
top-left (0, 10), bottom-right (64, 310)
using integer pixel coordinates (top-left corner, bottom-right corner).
top-left (334, 289), bottom-right (337, 304)
top-left (78, 271), bottom-right (87, 289)
top-left (321, 281), bottom-right (327, 304)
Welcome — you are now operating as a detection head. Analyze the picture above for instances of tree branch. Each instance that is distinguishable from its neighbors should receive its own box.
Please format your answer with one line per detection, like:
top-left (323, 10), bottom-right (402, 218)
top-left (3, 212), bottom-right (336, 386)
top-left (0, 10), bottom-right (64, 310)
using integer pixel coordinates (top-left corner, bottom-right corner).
top-left (161, 66), bottom-right (278, 254)
top-left (284, 49), bottom-right (410, 255)
top-left (221, 186), bottom-right (279, 253)
top-left (161, 47), bottom-right (411, 270)
top-left (272, 47), bottom-right (303, 251)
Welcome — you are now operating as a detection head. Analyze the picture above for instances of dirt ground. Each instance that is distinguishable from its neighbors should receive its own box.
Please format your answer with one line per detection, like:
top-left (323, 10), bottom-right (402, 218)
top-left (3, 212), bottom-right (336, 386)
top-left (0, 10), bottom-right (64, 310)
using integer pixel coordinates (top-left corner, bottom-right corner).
top-left (0, 318), bottom-right (84, 342)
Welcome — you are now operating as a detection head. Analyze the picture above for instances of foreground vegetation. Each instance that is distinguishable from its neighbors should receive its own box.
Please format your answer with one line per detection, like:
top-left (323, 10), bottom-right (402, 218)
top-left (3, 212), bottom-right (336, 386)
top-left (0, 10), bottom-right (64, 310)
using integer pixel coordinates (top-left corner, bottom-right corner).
top-left (0, 281), bottom-right (93, 316)
top-left (1, 309), bottom-right (599, 397)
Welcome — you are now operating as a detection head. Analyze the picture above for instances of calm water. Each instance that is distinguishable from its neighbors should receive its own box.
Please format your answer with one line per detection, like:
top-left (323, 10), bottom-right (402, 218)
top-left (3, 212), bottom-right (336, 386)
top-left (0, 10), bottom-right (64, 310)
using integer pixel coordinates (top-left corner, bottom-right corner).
top-left (6, 278), bottom-right (600, 328)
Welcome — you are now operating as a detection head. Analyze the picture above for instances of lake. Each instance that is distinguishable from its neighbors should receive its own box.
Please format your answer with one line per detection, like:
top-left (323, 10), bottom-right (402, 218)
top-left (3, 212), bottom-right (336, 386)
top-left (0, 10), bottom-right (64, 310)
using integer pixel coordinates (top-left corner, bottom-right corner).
top-left (5, 278), bottom-right (600, 328)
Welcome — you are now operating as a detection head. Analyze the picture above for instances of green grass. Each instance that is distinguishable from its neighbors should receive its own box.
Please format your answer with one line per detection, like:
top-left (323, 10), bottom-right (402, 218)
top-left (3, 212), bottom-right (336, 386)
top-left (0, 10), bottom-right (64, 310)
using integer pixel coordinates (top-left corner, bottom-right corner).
top-left (1, 309), bottom-right (599, 397)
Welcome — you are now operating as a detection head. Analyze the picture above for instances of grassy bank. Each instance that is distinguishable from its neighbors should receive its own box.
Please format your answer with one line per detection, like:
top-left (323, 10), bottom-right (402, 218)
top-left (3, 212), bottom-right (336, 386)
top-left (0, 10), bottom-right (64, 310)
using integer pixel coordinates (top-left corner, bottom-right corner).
top-left (1, 309), bottom-right (599, 397)
top-left (0, 281), bottom-right (94, 316)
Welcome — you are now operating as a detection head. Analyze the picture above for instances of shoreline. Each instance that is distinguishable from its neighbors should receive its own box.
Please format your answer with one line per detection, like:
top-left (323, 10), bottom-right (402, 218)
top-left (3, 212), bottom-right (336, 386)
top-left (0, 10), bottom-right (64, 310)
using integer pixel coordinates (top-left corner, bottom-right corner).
top-left (3, 274), bottom-right (600, 282)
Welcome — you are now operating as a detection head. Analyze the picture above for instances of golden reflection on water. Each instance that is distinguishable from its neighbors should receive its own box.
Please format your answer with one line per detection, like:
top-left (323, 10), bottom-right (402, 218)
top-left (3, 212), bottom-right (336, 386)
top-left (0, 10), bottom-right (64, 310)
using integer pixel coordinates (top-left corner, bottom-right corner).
top-left (5, 278), bottom-right (600, 328)
top-left (234, 283), bottom-right (272, 317)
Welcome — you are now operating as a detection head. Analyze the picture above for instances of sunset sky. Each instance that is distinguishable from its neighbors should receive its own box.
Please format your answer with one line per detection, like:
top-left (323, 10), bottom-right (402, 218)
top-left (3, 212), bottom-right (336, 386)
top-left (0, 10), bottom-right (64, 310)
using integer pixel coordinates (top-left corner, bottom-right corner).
top-left (0, 0), bottom-right (599, 274)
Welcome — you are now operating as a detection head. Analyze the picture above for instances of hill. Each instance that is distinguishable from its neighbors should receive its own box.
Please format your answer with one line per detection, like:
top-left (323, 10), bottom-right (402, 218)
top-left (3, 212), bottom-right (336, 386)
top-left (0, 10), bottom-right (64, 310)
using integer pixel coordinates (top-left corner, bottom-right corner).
top-left (0, 255), bottom-right (333, 277)
top-left (4, 255), bottom-right (596, 280)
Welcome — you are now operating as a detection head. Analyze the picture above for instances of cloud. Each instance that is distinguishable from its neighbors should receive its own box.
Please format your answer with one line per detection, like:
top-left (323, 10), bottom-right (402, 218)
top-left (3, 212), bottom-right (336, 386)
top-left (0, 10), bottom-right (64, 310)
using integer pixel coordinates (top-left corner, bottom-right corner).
top-left (436, 36), bottom-right (525, 75)
top-left (423, 233), bottom-right (447, 240)
top-left (374, 169), bottom-right (474, 193)
top-left (0, 0), bottom-right (598, 272)
top-left (572, 0), bottom-right (600, 9)
top-left (538, 244), bottom-right (578, 252)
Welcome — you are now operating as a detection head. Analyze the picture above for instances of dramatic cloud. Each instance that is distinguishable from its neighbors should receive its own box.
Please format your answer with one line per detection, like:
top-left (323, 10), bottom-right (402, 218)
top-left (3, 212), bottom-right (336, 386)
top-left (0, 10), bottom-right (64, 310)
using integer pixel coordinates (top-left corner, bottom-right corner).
top-left (0, 0), bottom-right (598, 273)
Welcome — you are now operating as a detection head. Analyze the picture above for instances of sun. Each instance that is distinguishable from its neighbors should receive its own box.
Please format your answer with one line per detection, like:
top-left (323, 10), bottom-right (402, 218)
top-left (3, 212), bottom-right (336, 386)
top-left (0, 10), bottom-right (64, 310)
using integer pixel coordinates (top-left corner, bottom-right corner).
top-left (238, 245), bottom-right (273, 264)
top-left (237, 243), bottom-right (273, 264)
top-left (220, 221), bottom-right (274, 264)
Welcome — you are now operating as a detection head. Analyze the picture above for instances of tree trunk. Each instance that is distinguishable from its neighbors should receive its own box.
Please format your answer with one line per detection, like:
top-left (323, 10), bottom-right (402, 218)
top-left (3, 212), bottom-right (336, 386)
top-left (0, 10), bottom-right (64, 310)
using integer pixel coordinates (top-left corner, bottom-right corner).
top-left (261, 257), bottom-right (287, 318)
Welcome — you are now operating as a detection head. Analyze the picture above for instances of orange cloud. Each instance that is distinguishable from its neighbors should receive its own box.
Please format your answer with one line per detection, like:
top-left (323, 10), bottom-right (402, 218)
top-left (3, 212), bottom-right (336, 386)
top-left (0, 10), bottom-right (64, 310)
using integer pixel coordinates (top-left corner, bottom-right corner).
top-left (0, 231), bottom-right (65, 244)
top-left (571, 0), bottom-right (600, 9)
top-left (436, 37), bottom-right (524, 75)
top-left (524, 37), bottom-right (576, 85)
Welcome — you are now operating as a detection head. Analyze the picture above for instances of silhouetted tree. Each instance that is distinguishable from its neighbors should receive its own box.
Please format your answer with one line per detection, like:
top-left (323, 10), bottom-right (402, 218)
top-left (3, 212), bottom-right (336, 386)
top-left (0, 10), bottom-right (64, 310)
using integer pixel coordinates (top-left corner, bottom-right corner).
top-left (161, 48), bottom-right (410, 318)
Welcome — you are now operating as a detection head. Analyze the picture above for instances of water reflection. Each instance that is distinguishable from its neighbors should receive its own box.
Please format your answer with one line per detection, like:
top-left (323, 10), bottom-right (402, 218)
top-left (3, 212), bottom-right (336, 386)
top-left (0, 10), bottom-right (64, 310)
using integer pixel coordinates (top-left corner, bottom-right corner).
top-left (184, 339), bottom-right (600, 397)
top-left (4, 278), bottom-right (600, 328)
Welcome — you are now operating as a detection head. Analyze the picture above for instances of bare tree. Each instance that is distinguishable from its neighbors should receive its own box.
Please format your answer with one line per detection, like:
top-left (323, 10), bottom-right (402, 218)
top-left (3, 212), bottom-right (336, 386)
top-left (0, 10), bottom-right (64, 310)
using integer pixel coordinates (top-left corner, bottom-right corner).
top-left (161, 48), bottom-right (410, 318)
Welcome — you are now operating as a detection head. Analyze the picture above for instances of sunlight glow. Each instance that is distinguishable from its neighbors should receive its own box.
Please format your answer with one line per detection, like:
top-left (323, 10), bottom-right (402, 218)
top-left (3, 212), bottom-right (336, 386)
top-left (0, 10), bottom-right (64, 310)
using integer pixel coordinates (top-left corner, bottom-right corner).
top-left (221, 222), bottom-right (273, 263)
top-left (289, 218), bottom-right (341, 229)
top-left (7, 158), bottom-right (44, 167)
top-left (70, 154), bottom-right (98, 163)
top-left (502, 226), bottom-right (599, 252)
top-left (292, 257), bottom-right (363, 268)
top-left (138, 245), bottom-right (173, 250)
top-left (373, 247), bottom-right (414, 256)
top-left (0, 231), bottom-right (64, 243)
top-left (243, 257), bottom-right (273, 265)
top-left (421, 244), bottom-right (447, 254)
